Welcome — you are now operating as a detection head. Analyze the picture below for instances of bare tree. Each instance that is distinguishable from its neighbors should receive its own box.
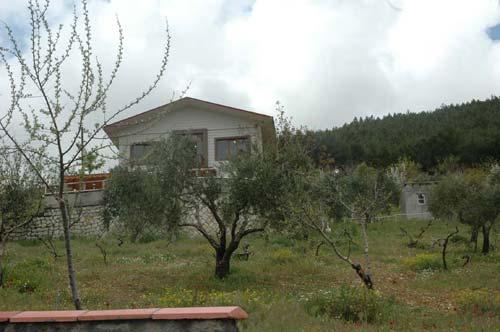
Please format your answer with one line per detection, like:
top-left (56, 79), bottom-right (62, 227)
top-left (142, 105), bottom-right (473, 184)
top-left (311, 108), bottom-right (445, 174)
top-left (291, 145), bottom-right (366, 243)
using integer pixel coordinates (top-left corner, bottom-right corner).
top-left (400, 219), bottom-right (433, 248)
top-left (38, 228), bottom-right (63, 260)
top-left (0, 0), bottom-right (170, 308)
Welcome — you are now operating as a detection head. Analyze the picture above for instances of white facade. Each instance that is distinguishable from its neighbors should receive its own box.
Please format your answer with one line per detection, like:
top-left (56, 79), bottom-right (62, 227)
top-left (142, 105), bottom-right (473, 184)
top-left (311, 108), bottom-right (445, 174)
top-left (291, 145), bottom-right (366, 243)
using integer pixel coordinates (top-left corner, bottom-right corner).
top-left (104, 98), bottom-right (275, 169)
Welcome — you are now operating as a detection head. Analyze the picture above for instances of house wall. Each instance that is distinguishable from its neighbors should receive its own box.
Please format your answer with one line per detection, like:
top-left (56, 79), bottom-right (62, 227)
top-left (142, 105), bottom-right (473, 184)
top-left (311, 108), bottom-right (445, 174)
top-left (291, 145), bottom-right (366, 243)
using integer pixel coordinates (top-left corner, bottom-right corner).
top-left (400, 184), bottom-right (433, 220)
top-left (116, 106), bottom-right (262, 168)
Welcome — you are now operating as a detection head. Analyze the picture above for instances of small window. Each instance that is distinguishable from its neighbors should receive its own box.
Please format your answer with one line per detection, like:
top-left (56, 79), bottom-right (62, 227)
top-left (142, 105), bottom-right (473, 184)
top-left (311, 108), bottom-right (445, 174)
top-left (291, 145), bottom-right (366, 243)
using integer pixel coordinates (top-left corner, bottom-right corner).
top-left (215, 137), bottom-right (250, 161)
top-left (417, 193), bottom-right (426, 205)
top-left (130, 143), bottom-right (151, 161)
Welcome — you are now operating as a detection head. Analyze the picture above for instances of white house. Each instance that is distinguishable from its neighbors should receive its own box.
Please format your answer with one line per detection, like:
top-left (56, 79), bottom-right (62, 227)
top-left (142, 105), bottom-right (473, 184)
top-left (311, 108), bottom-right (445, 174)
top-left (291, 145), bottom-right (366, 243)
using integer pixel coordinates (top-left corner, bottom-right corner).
top-left (103, 97), bottom-right (276, 170)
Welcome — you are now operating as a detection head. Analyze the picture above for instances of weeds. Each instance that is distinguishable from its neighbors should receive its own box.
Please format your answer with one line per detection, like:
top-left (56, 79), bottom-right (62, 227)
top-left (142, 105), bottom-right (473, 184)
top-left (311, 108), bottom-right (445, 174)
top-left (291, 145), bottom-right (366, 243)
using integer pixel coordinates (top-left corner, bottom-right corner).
top-left (301, 285), bottom-right (396, 324)
top-left (402, 253), bottom-right (442, 271)
top-left (0, 219), bottom-right (498, 332)
top-left (457, 289), bottom-right (500, 315)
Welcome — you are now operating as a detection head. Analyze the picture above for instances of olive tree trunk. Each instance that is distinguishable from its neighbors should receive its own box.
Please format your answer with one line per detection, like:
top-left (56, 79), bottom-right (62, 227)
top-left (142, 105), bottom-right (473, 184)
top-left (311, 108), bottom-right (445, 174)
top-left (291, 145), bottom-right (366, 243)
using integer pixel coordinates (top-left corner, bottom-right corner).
top-left (482, 224), bottom-right (491, 255)
top-left (215, 249), bottom-right (231, 279)
top-left (214, 242), bottom-right (239, 279)
top-left (470, 225), bottom-right (479, 252)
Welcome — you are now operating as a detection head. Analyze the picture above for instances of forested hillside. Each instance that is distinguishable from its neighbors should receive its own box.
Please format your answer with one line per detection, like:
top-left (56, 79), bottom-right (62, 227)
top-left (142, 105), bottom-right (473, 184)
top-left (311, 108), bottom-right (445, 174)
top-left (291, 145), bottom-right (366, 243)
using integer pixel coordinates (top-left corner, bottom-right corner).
top-left (312, 97), bottom-right (500, 169)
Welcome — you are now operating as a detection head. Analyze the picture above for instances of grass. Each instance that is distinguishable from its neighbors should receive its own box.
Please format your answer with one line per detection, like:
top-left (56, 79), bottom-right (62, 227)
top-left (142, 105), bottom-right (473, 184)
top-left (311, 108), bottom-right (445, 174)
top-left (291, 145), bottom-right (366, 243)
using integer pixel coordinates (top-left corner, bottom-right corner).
top-left (0, 218), bottom-right (499, 331)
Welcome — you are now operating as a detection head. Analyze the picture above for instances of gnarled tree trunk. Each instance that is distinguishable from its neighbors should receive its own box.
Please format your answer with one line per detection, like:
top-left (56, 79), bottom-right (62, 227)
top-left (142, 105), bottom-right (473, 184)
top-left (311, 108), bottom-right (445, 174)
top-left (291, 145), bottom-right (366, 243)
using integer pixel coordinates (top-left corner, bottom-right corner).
top-left (214, 241), bottom-right (239, 279)
top-left (215, 249), bottom-right (231, 279)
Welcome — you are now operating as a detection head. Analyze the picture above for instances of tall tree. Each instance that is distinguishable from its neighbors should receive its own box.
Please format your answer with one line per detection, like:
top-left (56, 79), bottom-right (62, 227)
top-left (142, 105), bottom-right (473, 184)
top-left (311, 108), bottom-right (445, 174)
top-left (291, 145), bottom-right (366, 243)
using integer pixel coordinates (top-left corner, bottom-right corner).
top-left (0, 0), bottom-right (170, 308)
top-left (311, 98), bottom-right (500, 169)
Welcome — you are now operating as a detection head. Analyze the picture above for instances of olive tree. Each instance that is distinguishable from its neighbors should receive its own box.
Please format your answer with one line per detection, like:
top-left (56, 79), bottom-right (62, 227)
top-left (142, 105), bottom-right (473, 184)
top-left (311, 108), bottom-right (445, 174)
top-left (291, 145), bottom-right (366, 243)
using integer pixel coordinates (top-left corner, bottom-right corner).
top-left (105, 134), bottom-right (291, 279)
top-left (429, 167), bottom-right (500, 254)
top-left (0, 0), bottom-right (170, 308)
top-left (0, 148), bottom-right (43, 287)
top-left (103, 137), bottom-right (195, 242)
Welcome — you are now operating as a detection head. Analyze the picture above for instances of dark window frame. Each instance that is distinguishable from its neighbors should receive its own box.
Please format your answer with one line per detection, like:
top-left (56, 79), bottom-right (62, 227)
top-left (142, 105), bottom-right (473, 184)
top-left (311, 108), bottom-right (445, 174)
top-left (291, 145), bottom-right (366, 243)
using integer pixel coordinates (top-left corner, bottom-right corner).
top-left (215, 135), bottom-right (251, 161)
top-left (417, 193), bottom-right (426, 205)
top-left (174, 129), bottom-right (209, 168)
top-left (130, 143), bottom-right (152, 161)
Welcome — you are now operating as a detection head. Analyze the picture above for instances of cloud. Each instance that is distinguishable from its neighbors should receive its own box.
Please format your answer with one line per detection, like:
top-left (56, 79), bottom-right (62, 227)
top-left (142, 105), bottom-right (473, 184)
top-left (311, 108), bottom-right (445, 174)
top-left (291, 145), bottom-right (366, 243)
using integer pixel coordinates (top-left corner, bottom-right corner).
top-left (2, 0), bottom-right (500, 137)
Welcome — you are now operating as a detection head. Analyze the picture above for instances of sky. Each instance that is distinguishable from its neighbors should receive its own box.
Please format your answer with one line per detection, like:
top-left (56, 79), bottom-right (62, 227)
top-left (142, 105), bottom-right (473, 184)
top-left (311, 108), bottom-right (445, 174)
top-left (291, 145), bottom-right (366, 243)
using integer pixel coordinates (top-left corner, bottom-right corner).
top-left (1, 0), bottom-right (500, 131)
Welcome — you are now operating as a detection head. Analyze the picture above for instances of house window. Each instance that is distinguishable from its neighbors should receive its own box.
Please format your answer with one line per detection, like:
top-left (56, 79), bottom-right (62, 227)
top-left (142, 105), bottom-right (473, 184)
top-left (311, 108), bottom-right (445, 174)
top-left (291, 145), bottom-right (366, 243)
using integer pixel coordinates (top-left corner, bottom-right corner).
top-left (130, 143), bottom-right (151, 161)
top-left (417, 193), bottom-right (426, 205)
top-left (175, 129), bottom-right (208, 168)
top-left (215, 136), bottom-right (251, 161)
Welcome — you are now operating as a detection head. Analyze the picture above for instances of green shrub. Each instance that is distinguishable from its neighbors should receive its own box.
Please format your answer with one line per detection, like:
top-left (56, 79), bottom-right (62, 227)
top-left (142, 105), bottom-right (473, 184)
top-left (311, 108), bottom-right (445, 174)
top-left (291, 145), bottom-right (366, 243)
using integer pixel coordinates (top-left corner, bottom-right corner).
top-left (457, 289), bottom-right (500, 315)
top-left (269, 248), bottom-right (296, 264)
top-left (402, 253), bottom-right (442, 271)
top-left (301, 285), bottom-right (396, 324)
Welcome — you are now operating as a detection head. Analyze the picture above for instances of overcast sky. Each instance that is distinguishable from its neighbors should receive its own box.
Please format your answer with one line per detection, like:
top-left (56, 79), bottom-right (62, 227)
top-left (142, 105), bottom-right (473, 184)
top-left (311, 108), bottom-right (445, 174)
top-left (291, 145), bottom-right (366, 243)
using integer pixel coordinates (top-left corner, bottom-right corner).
top-left (1, 0), bottom-right (500, 130)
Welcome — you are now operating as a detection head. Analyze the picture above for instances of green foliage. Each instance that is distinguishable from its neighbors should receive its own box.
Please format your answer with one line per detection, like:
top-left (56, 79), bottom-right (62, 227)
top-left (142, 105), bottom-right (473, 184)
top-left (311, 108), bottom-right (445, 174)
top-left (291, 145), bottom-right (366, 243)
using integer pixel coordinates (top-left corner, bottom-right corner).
top-left (388, 157), bottom-right (426, 187)
top-left (311, 97), bottom-right (500, 169)
top-left (333, 163), bottom-right (399, 220)
top-left (103, 135), bottom-right (195, 241)
top-left (0, 150), bottom-right (43, 236)
top-left (301, 285), bottom-right (396, 324)
top-left (103, 166), bottom-right (165, 241)
top-left (104, 127), bottom-right (308, 277)
top-left (402, 253), bottom-right (442, 271)
top-left (429, 166), bottom-right (500, 253)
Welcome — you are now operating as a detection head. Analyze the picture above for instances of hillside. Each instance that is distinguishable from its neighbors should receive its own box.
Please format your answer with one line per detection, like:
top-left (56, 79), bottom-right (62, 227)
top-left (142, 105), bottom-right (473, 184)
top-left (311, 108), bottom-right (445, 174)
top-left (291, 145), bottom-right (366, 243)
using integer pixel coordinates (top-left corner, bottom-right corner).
top-left (312, 97), bottom-right (500, 169)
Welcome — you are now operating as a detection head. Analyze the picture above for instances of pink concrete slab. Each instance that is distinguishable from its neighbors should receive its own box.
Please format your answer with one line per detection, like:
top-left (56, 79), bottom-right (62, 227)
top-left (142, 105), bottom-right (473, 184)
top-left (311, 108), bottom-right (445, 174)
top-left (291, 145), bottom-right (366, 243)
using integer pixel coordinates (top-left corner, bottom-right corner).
top-left (152, 306), bottom-right (248, 320)
top-left (0, 311), bottom-right (20, 322)
top-left (78, 308), bottom-right (159, 321)
top-left (9, 310), bottom-right (87, 323)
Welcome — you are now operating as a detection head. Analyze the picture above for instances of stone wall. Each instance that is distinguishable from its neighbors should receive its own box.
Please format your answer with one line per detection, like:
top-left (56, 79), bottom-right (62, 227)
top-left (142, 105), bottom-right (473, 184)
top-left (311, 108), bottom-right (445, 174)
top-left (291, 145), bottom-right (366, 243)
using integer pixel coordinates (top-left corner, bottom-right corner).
top-left (10, 188), bottom-right (251, 241)
top-left (10, 205), bottom-right (106, 241)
